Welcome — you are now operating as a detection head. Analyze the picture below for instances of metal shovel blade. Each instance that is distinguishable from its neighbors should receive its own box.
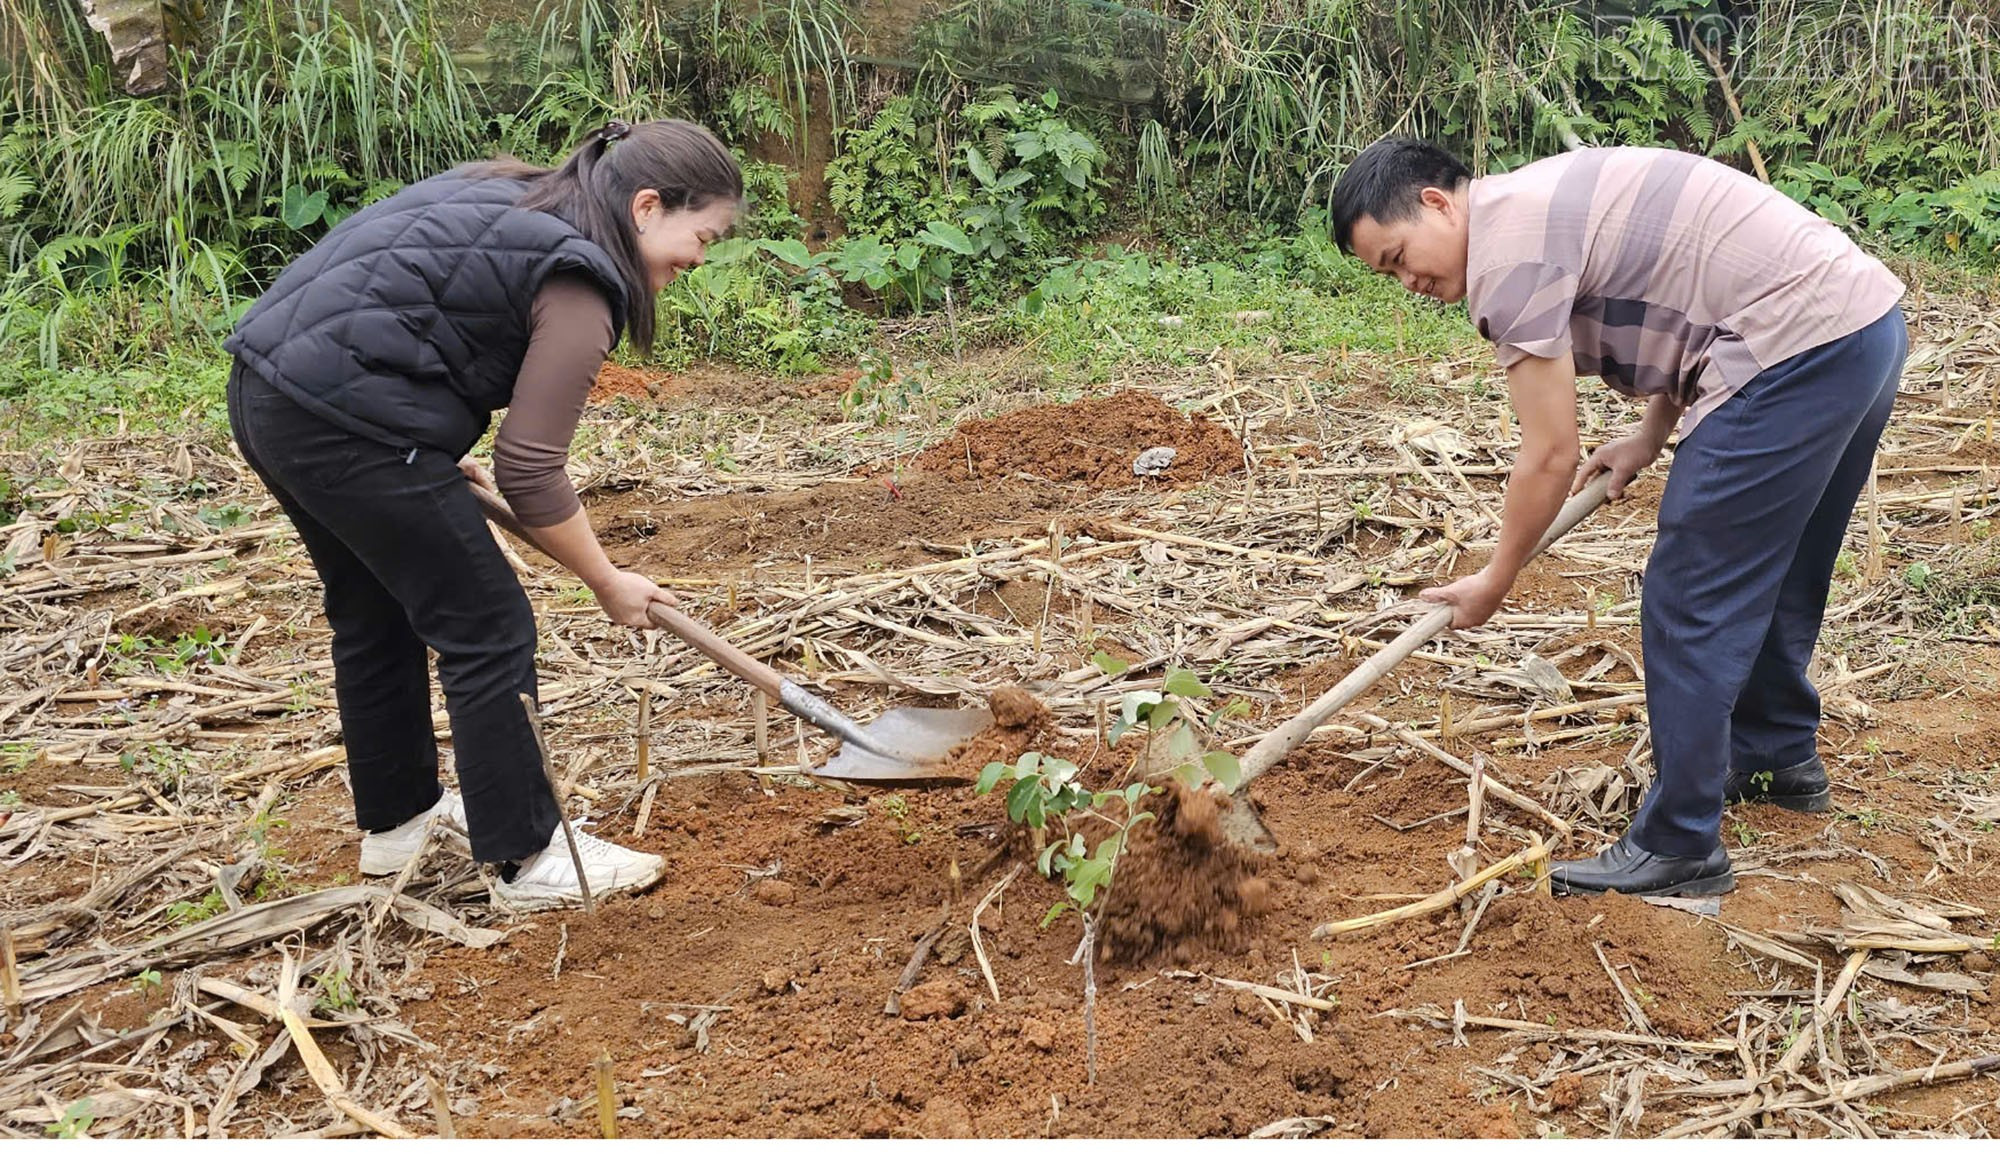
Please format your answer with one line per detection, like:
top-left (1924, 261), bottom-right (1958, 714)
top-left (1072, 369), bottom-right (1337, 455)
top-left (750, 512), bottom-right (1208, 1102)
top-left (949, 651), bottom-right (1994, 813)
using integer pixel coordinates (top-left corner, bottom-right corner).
top-left (808, 706), bottom-right (995, 784)
top-left (1137, 720), bottom-right (1281, 855)
top-left (1215, 792), bottom-right (1279, 855)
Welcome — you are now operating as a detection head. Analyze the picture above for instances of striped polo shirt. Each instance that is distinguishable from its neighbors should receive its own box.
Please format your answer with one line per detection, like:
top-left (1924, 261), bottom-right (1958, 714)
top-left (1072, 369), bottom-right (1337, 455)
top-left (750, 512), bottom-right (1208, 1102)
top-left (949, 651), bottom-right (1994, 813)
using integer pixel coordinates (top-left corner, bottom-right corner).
top-left (1465, 147), bottom-right (1905, 433)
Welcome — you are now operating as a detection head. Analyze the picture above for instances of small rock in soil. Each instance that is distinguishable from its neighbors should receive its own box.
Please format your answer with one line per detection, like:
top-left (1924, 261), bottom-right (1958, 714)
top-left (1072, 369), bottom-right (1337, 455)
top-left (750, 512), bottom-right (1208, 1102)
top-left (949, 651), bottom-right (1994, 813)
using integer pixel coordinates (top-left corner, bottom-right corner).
top-left (754, 879), bottom-right (797, 906)
top-left (899, 980), bottom-right (967, 1020)
top-left (1020, 1018), bottom-right (1056, 1051)
top-left (761, 967), bottom-right (791, 994)
top-left (1548, 1072), bottom-right (1584, 1109)
top-left (855, 1103), bottom-right (897, 1139)
top-left (987, 685), bottom-right (1048, 729)
top-left (953, 1035), bottom-right (989, 1066)
top-left (1132, 445), bottom-right (1177, 476)
top-left (918, 1097), bottom-right (976, 1139)
top-left (1468, 1107), bottom-right (1521, 1138)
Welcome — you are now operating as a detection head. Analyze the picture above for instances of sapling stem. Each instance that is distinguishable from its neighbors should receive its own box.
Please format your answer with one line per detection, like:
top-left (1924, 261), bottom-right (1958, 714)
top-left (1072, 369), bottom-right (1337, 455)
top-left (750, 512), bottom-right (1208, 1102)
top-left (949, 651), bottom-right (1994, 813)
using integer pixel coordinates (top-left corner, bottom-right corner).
top-left (1081, 912), bottom-right (1099, 1086)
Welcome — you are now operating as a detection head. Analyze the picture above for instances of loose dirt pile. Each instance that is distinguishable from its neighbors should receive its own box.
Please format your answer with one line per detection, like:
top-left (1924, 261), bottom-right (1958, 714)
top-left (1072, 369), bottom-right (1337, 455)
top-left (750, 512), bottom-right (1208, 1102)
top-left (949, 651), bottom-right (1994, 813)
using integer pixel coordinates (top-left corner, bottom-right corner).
top-left (1099, 783), bottom-right (1273, 962)
top-left (589, 473), bottom-right (1081, 577)
top-left (939, 687), bottom-right (1056, 779)
top-left (589, 362), bottom-right (662, 402)
top-left (915, 390), bottom-right (1243, 486)
top-left (986, 685), bottom-right (1047, 730)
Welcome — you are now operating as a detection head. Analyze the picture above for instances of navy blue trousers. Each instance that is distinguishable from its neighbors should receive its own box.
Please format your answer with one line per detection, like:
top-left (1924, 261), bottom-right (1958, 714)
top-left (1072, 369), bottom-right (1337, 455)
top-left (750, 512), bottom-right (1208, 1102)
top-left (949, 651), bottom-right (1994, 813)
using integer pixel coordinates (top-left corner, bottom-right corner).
top-left (1629, 307), bottom-right (1907, 857)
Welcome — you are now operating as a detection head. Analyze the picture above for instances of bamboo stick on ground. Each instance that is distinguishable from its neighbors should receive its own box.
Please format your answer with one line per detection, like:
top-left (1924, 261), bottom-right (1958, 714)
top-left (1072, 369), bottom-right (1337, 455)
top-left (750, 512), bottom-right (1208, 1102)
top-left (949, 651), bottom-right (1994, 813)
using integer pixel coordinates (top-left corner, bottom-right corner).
top-left (1381, 1006), bottom-right (1735, 1054)
top-left (0, 924), bottom-right (20, 1024)
top-left (636, 687), bottom-right (653, 781)
top-left (969, 863), bottom-right (1021, 1005)
top-left (1351, 712), bottom-right (1575, 839)
top-left (1866, 458), bottom-right (1884, 580)
top-left (1436, 694), bottom-right (1641, 737)
top-left (634, 781), bottom-right (658, 838)
top-left (1207, 975), bottom-right (1337, 1012)
top-left (520, 693), bottom-right (594, 913)
top-left (1659, 1052), bottom-right (2000, 1138)
top-left (1775, 949), bottom-right (1870, 1079)
top-left (1493, 721), bottom-right (1642, 750)
top-left (594, 1052), bottom-right (618, 1139)
top-left (1100, 522), bottom-right (1323, 565)
top-left (427, 1076), bottom-right (456, 1139)
top-left (1312, 838), bottom-right (1555, 939)
top-left (281, 1007), bottom-right (416, 1138)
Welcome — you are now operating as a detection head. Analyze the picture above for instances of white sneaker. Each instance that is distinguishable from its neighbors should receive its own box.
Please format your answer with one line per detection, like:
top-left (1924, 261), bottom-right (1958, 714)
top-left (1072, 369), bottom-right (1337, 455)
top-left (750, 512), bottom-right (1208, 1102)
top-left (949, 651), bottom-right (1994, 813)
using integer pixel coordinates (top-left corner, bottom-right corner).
top-left (493, 825), bottom-right (664, 911)
top-left (358, 790), bottom-right (470, 876)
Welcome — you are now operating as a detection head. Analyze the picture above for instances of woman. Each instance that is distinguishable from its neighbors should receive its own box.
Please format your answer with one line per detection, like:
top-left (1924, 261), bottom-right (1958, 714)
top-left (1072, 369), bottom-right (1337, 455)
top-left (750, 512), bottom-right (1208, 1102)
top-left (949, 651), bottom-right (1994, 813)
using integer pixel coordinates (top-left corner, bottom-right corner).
top-left (225, 119), bottom-right (741, 910)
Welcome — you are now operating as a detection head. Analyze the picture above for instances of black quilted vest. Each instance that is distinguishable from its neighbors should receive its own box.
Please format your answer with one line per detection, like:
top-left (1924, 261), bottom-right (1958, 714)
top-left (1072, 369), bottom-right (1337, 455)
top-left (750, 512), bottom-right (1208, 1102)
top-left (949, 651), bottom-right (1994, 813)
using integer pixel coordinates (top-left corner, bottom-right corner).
top-left (224, 170), bottom-right (629, 457)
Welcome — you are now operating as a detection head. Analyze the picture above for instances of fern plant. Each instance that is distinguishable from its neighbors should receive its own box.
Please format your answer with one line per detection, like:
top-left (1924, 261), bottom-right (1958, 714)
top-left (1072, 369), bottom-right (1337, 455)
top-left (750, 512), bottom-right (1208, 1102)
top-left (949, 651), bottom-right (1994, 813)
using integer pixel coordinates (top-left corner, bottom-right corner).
top-left (825, 95), bottom-right (964, 240)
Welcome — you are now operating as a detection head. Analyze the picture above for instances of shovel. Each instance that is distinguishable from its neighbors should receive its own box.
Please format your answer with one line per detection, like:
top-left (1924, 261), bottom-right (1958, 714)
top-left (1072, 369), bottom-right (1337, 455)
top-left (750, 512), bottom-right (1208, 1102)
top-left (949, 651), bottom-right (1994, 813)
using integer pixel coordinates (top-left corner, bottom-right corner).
top-left (1200, 474), bottom-right (1615, 854)
top-left (468, 483), bottom-right (992, 784)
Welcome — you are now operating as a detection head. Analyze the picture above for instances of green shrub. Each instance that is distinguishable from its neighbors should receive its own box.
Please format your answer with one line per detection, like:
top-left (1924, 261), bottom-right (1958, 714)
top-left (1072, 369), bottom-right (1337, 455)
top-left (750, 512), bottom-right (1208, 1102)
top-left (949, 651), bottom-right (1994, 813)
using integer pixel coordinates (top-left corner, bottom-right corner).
top-left (738, 159), bottom-right (806, 241)
top-left (957, 88), bottom-right (1108, 252)
top-left (824, 87), bottom-right (1109, 306)
top-left (657, 237), bottom-right (864, 372)
top-left (826, 95), bottom-right (962, 240)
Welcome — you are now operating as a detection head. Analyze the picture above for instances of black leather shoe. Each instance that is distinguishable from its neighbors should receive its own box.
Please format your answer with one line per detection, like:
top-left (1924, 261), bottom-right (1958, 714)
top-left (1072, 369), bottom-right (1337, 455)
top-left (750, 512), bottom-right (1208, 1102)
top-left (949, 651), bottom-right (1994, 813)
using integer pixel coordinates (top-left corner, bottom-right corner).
top-left (1724, 757), bottom-right (1832, 813)
top-left (1551, 836), bottom-right (1736, 897)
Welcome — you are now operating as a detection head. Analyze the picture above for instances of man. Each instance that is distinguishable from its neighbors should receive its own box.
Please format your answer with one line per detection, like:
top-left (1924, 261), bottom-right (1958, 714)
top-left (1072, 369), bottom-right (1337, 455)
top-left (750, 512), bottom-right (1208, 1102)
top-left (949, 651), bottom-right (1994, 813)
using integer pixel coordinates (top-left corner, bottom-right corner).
top-left (1329, 140), bottom-right (1907, 896)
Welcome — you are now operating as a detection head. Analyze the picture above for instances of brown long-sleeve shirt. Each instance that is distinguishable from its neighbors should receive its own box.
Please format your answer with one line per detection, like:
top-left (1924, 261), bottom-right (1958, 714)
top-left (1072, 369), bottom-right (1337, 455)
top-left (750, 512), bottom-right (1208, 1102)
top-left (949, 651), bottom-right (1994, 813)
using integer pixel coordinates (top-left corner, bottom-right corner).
top-left (492, 275), bottom-right (617, 526)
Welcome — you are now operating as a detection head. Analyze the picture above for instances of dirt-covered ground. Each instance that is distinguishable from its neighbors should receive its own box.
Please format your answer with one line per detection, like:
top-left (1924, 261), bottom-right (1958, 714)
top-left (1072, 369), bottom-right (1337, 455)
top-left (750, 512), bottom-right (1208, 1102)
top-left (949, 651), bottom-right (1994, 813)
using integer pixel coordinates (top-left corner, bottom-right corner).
top-left (3, 304), bottom-right (1998, 1137)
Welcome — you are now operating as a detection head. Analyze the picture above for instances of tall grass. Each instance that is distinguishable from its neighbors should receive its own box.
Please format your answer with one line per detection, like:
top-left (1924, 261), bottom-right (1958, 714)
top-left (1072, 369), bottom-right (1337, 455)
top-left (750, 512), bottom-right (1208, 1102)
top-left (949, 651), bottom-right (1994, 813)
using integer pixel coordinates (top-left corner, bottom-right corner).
top-left (5, 0), bottom-right (1995, 374)
top-left (2, 0), bottom-right (496, 365)
top-left (911, 0), bottom-right (1996, 224)
top-left (1738, 0), bottom-right (2000, 181)
top-left (486, 0), bottom-right (855, 146)
top-left (0, 0), bottom-right (859, 368)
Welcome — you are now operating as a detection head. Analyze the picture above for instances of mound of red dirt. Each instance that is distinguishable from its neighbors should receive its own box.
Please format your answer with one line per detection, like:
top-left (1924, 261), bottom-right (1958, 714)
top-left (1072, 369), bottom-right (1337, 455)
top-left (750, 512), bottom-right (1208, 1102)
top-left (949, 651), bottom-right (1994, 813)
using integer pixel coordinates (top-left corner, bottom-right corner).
top-left (986, 685), bottom-right (1048, 731)
top-left (1098, 783), bottom-right (1273, 962)
top-left (589, 362), bottom-right (663, 402)
top-left (915, 391), bottom-right (1243, 486)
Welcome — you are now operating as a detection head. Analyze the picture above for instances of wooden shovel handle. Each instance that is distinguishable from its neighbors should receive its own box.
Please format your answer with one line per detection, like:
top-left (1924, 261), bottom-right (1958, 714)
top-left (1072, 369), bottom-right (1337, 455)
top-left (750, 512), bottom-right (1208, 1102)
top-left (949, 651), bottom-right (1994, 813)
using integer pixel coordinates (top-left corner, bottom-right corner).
top-left (640, 601), bottom-right (786, 697)
top-left (468, 482), bottom-right (788, 698)
top-left (1236, 473), bottom-right (1614, 785)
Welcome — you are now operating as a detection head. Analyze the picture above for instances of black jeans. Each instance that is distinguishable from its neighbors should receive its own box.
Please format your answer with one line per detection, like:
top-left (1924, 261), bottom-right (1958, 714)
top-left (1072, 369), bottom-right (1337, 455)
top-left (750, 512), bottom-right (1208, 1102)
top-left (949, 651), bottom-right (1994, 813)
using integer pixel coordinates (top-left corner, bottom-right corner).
top-left (227, 363), bottom-right (557, 862)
